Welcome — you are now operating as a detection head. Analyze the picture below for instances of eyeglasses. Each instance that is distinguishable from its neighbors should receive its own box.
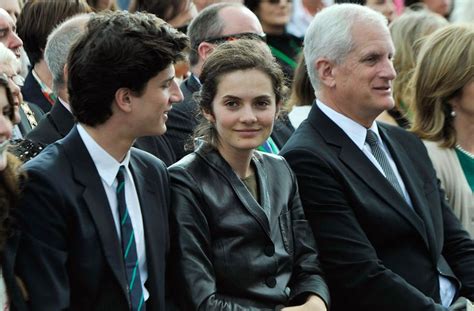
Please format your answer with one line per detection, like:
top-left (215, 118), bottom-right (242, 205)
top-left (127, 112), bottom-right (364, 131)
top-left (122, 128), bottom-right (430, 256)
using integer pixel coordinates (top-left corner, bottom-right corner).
top-left (262, 0), bottom-right (292, 4)
top-left (196, 32), bottom-right (267, 49)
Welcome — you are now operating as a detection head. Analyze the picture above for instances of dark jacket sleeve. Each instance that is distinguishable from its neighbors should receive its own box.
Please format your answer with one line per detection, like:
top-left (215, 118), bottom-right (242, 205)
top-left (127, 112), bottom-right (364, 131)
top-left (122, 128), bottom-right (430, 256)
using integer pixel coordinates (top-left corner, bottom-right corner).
top-left (283, 148), bottom-right (448, 311)
top-left (284, 161), bottom-right (329, 307)
top-left (13, 167), bottom-right (70, 311)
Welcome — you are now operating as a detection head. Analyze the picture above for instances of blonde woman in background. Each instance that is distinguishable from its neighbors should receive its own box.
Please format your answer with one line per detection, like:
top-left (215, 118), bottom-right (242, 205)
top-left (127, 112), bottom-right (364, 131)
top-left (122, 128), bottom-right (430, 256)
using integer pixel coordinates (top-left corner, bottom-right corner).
top-left (287, 55), bottom-right (314, 129)
top-left (377, 7), bottom-right (447, 127)
top-left (411, 24), bottom-right (474, 237)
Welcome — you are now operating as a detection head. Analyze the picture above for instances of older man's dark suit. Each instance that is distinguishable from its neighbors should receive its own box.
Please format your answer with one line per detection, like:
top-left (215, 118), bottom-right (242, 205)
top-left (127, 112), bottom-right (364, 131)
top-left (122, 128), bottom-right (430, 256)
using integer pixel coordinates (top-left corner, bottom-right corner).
top-left (163, 74), bottom-right (201, 161)
top-left (280, 104), bottom-right (474, 311)
top-left (25, 99), bottom-right (74, 146)
top-left (14, 126), bottom-right (170, 310)
top-left (21, 70), bottom-right (52, 113)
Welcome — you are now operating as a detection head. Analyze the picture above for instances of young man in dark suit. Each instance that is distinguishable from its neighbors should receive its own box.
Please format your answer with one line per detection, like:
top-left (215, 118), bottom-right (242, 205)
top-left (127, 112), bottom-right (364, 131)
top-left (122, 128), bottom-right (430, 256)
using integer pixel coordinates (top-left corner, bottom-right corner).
top-left (281, 3), bottom-right (474, 311)
top-left (25, 13), bottom-right (178, 166)
top-left (13, 11), bottom-right (188, 310)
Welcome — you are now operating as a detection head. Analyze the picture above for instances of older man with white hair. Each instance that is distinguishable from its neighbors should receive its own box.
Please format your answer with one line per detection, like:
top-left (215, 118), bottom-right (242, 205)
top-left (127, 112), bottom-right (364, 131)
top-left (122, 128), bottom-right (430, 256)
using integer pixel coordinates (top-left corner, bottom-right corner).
top-left (281, 3), bottom-right (474, 311)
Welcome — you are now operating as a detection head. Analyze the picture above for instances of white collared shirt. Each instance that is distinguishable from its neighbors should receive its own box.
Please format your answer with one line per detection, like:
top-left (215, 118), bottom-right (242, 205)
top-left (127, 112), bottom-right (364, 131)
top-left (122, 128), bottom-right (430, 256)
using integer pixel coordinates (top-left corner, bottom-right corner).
top-left (77, 124), bottom-right (149, 301)
top-left (316, 100), bottom-right (455, 307)
top-left (316, 99), bottom-right (412, 205)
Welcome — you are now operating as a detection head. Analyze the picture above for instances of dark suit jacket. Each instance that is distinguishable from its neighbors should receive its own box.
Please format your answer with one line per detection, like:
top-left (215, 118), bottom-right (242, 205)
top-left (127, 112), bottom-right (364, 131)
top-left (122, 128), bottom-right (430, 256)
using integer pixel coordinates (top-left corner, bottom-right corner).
top-left (2, 233), bottom-right (28, 311)
top-left (21, 70), bottom-right (52, 113)
top-left (134, 135), bottom-right (176, 167)
top-left (14, 126), bottom-right (170, 311)
top-left (164, 74), bottom-right (295, 162)
top-left (280, 104), bottom-right (474, 311)
top-left (25, 99), bottom-right (73, 146)
top-left (168, 145), bottom-right (329, 310)
top-left (163, 74), bottom-right (201, 161)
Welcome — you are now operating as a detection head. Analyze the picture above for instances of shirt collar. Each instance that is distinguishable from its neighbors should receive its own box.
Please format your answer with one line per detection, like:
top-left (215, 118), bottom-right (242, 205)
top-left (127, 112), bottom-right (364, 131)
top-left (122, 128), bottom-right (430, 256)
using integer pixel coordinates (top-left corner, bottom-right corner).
top-left (58, 96), bottom-right (72, 113)
top-left (316, 99), bottom-right (380, 150)
top-left (191, 73), bottom-right (201, 86)
top-left (77, 123), bottom-right (131, 187)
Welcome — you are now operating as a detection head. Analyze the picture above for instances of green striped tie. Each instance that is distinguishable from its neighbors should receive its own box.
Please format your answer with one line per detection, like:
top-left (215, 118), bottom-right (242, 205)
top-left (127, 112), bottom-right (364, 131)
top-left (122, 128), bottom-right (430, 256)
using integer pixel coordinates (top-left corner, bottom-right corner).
top-left (116, 166), bottom-right (145, 311)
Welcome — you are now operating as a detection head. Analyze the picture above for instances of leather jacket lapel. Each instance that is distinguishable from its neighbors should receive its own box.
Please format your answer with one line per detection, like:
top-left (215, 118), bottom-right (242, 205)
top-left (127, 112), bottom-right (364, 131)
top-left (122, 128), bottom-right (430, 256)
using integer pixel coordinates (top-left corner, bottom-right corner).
top-left (198, 148), bottom-right (271, 238)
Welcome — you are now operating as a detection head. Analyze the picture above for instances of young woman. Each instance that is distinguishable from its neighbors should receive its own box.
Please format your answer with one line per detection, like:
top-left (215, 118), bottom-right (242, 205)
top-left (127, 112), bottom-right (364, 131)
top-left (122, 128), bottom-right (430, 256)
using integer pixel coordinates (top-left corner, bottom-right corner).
top-left (0, 74), bottom-right (27, 310)
top-left (168, 40), bottom-right (329, 310)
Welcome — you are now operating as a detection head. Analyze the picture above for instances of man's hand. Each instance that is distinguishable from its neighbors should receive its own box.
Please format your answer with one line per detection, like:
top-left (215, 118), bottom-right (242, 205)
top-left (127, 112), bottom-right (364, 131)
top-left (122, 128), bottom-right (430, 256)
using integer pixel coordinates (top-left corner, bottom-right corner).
top-left (282, 295), bottom-right (327, 311)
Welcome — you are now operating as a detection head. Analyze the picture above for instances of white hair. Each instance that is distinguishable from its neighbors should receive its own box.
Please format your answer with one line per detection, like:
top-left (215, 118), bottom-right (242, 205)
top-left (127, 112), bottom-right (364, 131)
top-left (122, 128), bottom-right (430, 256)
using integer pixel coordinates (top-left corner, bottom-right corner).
top-left (0, 42), bottom-right (20, 72)
top-left (303, 3), bottom-right (388, 94)
top-left (44, 13), bottom-right (91, 92)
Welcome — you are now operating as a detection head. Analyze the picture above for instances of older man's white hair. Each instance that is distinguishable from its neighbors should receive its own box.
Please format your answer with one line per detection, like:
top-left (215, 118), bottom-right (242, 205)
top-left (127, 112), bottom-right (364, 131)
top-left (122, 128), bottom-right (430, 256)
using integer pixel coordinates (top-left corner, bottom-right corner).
top-left (303, 3), bottom-right (388, 96)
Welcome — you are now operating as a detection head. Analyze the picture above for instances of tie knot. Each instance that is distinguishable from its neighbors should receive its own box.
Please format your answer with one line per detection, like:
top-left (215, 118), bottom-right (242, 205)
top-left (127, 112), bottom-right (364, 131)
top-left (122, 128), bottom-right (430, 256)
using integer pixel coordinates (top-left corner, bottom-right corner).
top-left (116, 165), bottom-right (126, 185)
top-left (365, 129), bottom-right (379, 147)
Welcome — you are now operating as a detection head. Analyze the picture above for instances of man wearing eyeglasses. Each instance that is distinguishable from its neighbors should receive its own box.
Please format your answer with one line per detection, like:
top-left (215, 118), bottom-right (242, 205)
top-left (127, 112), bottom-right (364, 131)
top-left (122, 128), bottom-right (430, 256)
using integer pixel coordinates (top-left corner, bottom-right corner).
top-left (163, 2), bottom-right (294, 162)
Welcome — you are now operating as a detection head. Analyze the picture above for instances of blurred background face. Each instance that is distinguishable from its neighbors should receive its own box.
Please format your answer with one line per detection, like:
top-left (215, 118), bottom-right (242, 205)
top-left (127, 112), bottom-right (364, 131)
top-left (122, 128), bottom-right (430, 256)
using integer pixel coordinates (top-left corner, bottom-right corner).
top-left (167, 0), bottom-right (197, 28)
top-left (0, 61), bottom-right (22, 124)
top-left (0, 9), bottom-right (22, 58)
top-left (366, 0), bottom-right (395, 23)
top-left (0, 85), bottom-right (12, 171)
top-left (423, 0), bottom-right (451, 16)
top-left (0, 0), bottom-right (20, 23)
top-left (97, 0), bottom-right (114, 10)
top-left (257, 0), bottom-right (292, 32)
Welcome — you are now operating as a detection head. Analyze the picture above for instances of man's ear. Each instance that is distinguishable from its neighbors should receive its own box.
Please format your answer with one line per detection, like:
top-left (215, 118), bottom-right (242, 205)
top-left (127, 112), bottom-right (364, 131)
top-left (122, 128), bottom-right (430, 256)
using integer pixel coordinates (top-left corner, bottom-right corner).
top-left (63, 64), bottom-right (69, 86)
top-left (315, 58), bottom-right (336, 88)
top-left (198, 42), bottom-right (216, 61)
top-left (114, 88), bottom-right (133, 113)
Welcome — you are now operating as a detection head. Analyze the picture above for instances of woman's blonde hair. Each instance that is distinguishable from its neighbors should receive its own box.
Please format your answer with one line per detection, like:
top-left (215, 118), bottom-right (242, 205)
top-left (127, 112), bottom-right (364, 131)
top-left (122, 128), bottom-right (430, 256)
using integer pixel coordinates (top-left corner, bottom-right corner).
top-left (390, 8), bottom-right (447, 117)
top-left (287, 54), bottom-right (314, 111)
top-left (410, 24), bottom-right (474, 148)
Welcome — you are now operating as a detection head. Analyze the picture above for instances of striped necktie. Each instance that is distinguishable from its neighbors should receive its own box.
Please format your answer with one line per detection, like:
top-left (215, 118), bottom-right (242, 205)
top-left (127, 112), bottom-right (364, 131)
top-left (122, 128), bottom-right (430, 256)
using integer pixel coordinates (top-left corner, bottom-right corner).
top-left (365, 129), bottom-right (404, 197)
top-left (116, 166), bottom-right (145, 311)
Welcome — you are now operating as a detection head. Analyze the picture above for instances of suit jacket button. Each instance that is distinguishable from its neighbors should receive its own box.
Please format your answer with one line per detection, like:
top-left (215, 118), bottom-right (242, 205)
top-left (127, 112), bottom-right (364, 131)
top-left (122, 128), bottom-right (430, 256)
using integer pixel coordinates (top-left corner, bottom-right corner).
top-left (266, 276), bottom-right (276, 288)
top-left (264, 245), bottom-right (274, 256)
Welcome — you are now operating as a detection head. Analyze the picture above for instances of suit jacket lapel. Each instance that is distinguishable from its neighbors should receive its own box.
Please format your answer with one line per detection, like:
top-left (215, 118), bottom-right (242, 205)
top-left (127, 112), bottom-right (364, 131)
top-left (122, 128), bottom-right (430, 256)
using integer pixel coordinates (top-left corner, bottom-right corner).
top-left (309, 106), bottom-right (429, 246)
top-left (379, 126), bottom-right (437, 256)
top-left (61, 127), bottom-right (128, 297)
top-left (128, 153), bottom-right (163, 292)
top-left (50, 100), bottom-right (75, 138)
top-left (198, 148), bottom-right (271, 238)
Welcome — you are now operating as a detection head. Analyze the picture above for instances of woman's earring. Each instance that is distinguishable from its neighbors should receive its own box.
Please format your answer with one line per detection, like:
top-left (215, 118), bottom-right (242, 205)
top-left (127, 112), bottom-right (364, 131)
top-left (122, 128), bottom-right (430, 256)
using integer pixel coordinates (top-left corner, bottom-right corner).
top-left (451, 110), bottom-right (456, 117)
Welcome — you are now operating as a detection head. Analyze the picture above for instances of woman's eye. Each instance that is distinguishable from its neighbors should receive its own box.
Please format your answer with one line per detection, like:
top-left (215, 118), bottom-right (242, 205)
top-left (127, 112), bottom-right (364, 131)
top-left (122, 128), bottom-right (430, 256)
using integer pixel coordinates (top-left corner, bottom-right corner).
top-left (255, 101), bottom-right (270, 108)
top-left (225, 101), bottom-right (239, 108)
